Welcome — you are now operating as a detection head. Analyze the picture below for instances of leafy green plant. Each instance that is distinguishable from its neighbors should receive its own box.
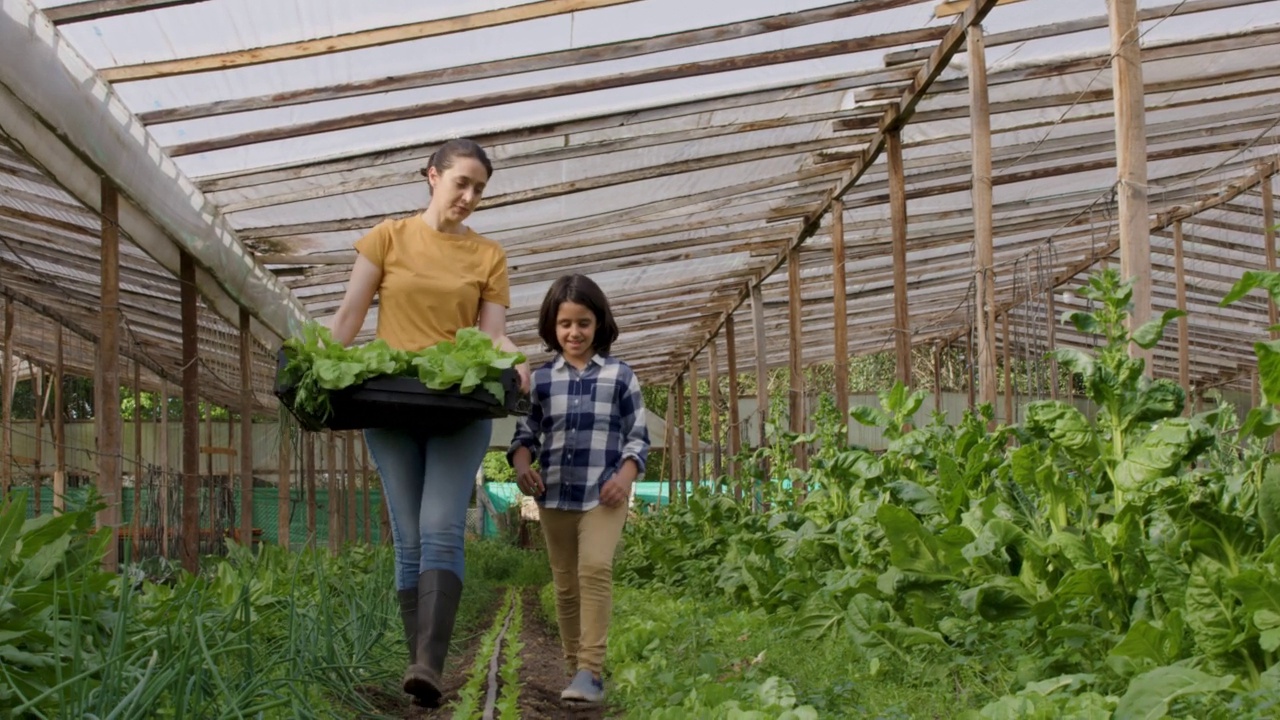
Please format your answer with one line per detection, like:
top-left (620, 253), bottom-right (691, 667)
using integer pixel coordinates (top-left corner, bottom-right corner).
top-left (278, 323), bottom-right (524, 422)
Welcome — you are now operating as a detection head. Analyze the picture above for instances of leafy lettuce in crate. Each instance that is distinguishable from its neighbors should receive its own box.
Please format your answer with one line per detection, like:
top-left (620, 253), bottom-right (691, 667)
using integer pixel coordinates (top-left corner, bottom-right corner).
top-left (278, 323), bottom-right (524, 423)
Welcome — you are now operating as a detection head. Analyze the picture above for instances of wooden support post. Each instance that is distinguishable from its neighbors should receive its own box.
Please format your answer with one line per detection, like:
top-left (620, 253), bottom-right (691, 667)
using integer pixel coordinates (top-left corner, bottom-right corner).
top-left (1109, 0), bottom-right (1152, 362)
top-left (1046, 289), bottom-right (1059, 400)
top-left (3, 301), bottom-right (14, 503)
top-left (327, 431), bottom-right (339, 554)
top-left (888, 130), bottom-right (912, 387)
top-left (787, 247), bottom-right (807, 473)
top-left (1265, 177), bottom-right (1277, 339)
top-left (345, 432), bottom-right (356, 545)
top-left (239, 308), bottom-right (254, 551)
top-left (375, 439), bottom-right (389, 546)
top-left (99, 179), bottom-right (122, 572)
top-left (831, 199), bottom-right (850, 421)
top-left (361, 436), bottom-right (370, 544)
top-left (305, 432), bottom-right (316, 549)
top-left (689, 361), bottom-right (701, 487)
top-left (1173, 221), bottom-right (1191, 407)
top-left (277, 421), bottom-right (290, 550)
top-left (750, 283), bottom-right (769, 503)
top-left (969, 23), bottom-right (998, 410)
top-left (33, 368), bottom-right (43, 515)
top-left (180, 252), bottom-right (200, 574)
top-left (204, 407), bottom-right (213, 536)
top-left (663, 385), bottom-right (676, 506)
top-left (53, 326), bottom-right (65, 513)
top-left (966, 325), bottom-right (976, 410)
top-left (674, 374), bottom-right (687, 502)
top-left (708, 342), bottom-right (723, 482)
top-left (750, 283), bottom-right (769, 450)
top-left (158, 381), bottom-right (168, 557)
top-left (1002, 313), bottom-right (1014, 425)
top-left (132, 360), bottom-right (141, 558)
top-left (934, 341), bottom-right (944, 414)
top-left (725, 315), bottom-right (742, 501)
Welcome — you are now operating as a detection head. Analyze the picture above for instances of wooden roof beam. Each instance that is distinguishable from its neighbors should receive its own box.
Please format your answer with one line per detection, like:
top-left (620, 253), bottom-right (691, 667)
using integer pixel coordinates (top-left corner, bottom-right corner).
top-left (43, 0), bottom-right (209, 25)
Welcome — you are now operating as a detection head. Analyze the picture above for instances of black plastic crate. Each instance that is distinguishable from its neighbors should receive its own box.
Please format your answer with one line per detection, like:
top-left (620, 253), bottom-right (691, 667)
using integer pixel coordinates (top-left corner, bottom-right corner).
top-left (274, 348), bottom-right (530, 433)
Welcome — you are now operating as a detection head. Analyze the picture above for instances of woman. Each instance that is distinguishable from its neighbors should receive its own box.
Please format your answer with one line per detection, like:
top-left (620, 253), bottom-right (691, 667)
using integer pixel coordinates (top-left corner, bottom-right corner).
top-left (329, 138), bottom-right (529, 708)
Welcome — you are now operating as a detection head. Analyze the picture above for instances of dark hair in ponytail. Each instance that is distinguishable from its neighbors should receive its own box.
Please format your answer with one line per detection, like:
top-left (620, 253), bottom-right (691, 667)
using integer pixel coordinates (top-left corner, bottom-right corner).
top-left (420, 138), bottom-right (493, 190)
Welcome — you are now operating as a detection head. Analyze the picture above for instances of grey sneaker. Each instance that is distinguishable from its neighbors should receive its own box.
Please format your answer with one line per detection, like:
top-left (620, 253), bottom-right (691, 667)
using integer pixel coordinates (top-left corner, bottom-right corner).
top-left (561, 669), bottom-right (604, 703)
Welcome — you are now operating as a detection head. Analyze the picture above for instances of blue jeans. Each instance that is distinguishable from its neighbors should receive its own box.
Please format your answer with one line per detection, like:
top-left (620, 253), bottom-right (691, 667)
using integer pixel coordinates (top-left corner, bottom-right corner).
top-left (365, 419), bottom-right (491, 589)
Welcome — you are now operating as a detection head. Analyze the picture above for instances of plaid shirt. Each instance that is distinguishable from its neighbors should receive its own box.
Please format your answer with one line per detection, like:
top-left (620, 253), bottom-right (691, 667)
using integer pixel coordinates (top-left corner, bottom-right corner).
top-left (508, 354), bottom-right (650, 511)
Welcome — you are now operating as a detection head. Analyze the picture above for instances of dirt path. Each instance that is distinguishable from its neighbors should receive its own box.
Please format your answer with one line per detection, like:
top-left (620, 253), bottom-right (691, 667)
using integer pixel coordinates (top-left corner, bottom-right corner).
top-left (512, 589), bottom-right (612, 720)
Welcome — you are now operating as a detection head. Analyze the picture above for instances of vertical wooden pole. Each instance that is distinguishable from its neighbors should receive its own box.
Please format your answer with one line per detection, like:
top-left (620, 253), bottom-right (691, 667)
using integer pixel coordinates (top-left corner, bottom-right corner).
top-left (969, 24), bottom-right (998, 411)
top-left (53, 326), bottom-right (65, 513)
top-left (239, 308), bottom-right (254, 551)
top-left (5, 302), bottom-right (18, 502)
top-left (707, 343), bottom-right (723, 482)
top-left (888, 130), bottom-right (912, 387)
top-left (966, 325), bottom-right (976, 409)
top-left (725, 315), bottom-right (742, 500)
top-left (1002, 313), bottom-right (1014, 425)
top-left (674, 374), bottom-right (687, 502)
top-left (664, 385), bottom-right (676, 506)
top-left (787, 247), bottom-right (807, 473)
top-left (132, 360), bottom-right (141, 558)
top-left (1109, 0), bottom-right (1152, 362)
top-left (361, 436), bottom-right (371, 544)
top-left (204, 406), bottom-right (213, 539)
top-left (158, 381), bottom-right (169, 558)
top-left (1173, 221), bottom-right (1191, 408)
top-left (750, 283), bottom-right (769, 451)
top-left (33, 368), bottom-right (43, 515)
top-left (327, 431), bottom-right (339, 554)
top-left (933, 341), bottom-right (943, 415)
top-left (345, 432), bottom-right (357, 544)
top-left (831, 200), bottom-right (850, 420)
top-left (305, 433), bottom-right (316, 549)
top-left (375, 439), bottom-right (389, 546)
top-left (277, 421), bottom-right (290, 550)
top-left (180, 252), bottom-right (200, 573)
top-left (99, 179), bottom-right (121, 572)
top-left (1265, 177), bottom-right (1277, 339)
top-left (688, 362), bottom-right (701, 487)
top-left (750, 283), bottom-right (769, 504)
top-left (1047, 289), bottom-right (1059, 400)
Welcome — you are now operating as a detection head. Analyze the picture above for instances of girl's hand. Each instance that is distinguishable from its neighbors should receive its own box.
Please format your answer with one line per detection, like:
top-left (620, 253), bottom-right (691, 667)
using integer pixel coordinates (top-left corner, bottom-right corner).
top-left (600, 476), bottom-right (633, 507)
top-left (516, 465), bottom-right (544, 496)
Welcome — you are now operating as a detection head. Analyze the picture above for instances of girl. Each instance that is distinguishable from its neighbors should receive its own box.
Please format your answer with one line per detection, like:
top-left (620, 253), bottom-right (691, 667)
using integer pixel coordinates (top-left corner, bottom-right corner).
top-left (330, 138), bottom-right (530, 709)
top-left (509, 273), bottom-right (650, 705)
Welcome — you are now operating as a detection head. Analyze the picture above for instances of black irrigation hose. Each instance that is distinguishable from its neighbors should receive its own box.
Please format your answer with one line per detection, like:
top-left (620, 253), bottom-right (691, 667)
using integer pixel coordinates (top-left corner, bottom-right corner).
top-left (480, 596), bottom-right (517, 720)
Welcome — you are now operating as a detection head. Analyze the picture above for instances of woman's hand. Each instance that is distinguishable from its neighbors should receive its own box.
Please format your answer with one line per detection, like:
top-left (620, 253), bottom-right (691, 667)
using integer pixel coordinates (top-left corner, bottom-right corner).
top-left (515, 363), bottom-right (531, 394)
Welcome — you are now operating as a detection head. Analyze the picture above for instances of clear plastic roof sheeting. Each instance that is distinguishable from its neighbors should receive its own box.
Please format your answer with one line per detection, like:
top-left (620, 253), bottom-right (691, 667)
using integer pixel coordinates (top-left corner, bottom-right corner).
top-left (3, 0), bottom-right (1280, 397)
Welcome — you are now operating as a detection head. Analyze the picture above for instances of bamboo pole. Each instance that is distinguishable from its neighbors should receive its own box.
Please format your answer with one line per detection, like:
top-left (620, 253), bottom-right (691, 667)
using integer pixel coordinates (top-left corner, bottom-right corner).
top-left (277, 420), bottom-right (291, 550)
top-left (361, 435), bottom-right (371, 544)
top-left (158, 381), bottom-right (169, 557)
top-left (1002, 313), bottom-right (1014, 424)
top-left (345, 431), bottom-right (357, 544)
top-left (1265, 177), bottom-right (1277, 339)
top-left (664, 385), bottom-right (676, 506)
top-left (327, 431), bottom-right (339, 554)
top-left (305, 433), bottom-right (317, 549)
top-left (674, 374), bottom-right (687, 502)
top-left (132, 359), bottom-right (141, 558)
top-left (33, 368), bottom-right (43, 515)
top-left (1047, 289), bottom-right (1059, 399)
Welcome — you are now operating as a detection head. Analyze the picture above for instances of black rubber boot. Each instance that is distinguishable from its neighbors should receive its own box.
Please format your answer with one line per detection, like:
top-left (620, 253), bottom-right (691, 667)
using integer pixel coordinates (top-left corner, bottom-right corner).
top-left (397, 588), bottom-right (417, 662)
top-left (402, 570), bottom-right (463, 708)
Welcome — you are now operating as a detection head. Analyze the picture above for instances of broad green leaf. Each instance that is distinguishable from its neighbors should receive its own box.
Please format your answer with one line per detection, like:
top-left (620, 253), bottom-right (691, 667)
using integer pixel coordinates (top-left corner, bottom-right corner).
top-left (888, 480), bottom-right (944, 516)
top-left (1055, 567), bottom-right (1114, 600)
top-left (1109, 620), bottom-right (1176, 677)
top-left (1185, 557), bottom-right (1237, 656)
top-left (1113, 666), bottom-right (1235, 720)
top-left (959, 577), bottom-right (1035, 622)
top-left (1131, 309), bottom-right (1186, 349)
top-left (876, 504), bottom-right (962, 576)
top-left (1221, 270), bottom-right (1280, 307)
top-left (1240, 406), bottom-right (1280, 443)
top-left (1063, 310), bottom-right (1103, 336)
top-left (1112, 418), bottom-right (1211, 494)
top-left (0, 490), bottom-right (27, 562)
top-left (851, 405), bottom-right (893, 430)
top-left (1259, 338), bottom-right (1280, 407)
top-left (1024, 402), bottom-right (1098, 466)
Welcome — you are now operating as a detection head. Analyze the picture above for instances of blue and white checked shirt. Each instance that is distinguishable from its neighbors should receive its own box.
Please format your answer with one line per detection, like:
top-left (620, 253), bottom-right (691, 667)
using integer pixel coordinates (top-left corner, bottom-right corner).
top-left (507, 354), bottom-right (650, 511)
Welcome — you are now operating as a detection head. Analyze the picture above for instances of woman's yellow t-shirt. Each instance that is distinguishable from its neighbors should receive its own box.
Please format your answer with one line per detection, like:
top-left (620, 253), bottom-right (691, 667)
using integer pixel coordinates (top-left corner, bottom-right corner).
top-left (354, 215), bottom-right (510, 352)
